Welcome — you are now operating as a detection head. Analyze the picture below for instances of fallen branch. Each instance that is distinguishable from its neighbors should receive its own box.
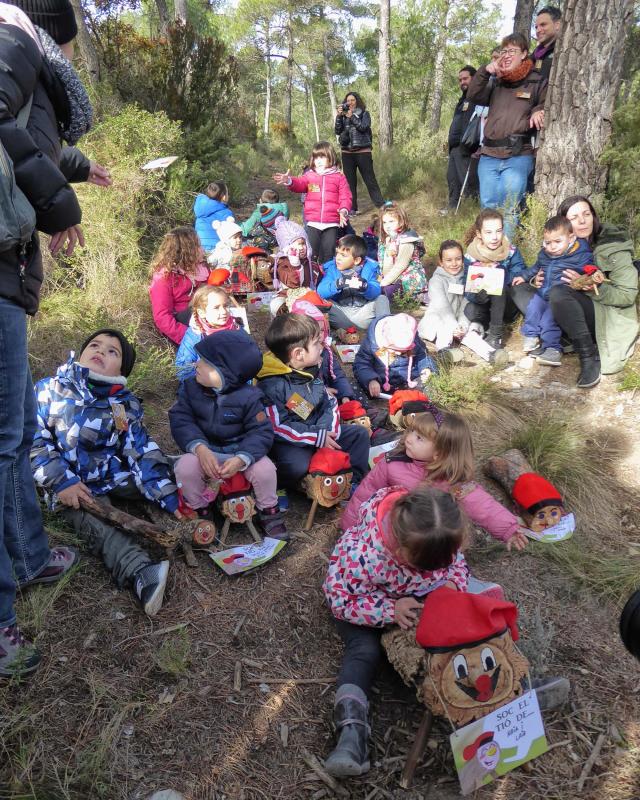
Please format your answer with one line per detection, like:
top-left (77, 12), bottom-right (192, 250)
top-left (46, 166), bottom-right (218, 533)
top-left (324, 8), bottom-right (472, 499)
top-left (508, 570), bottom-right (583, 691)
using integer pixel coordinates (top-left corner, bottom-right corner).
top-left (114, 621), bottom-right (190, 649)
top-left (301, 749), bottom-right (350, 798)
top-left (576, 732), bottom-right (606, 792)
top-left (80, 496), bottom-right (180, 549)
top-left (234, 661), bottom-right (242, 692)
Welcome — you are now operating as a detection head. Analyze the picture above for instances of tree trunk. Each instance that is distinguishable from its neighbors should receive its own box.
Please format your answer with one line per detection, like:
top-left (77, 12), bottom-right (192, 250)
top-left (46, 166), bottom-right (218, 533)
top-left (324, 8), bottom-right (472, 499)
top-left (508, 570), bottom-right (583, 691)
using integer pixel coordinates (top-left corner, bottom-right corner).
top-left (69, 0), bottom-right (100, 84)
top-left (284, 20), bottom-right (294, 135)
top-left (174, 0), bottom-right (187, 24)
top-left (322, 32), bottom-right (337, 128)
top-left (512, 0), bottom-right (535, 42)
top-left (308, 78), bottom-right (320, 141)
top-left (154, 0), bottom-right (170, 36)
top-left (428, 0), bottom-right (450, 133)
top-left (263, 27), bottom-right (272, 137)
top-left (535, 0), bottom-right (634, 210)
top-left (378, 0), bottom-right (393, 149)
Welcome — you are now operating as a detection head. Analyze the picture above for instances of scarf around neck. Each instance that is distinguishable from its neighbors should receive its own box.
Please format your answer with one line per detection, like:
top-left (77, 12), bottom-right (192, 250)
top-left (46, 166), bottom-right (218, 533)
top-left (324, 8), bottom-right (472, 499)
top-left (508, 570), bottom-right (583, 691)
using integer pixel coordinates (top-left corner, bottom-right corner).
top-left (195, 314), bottom-right (238, 336)
top-left (500, 57), bottom-right (533, 85)
top-left (533, 41), bottom-right (554, 60)
top-left (467, 235), bottom-right (511, 265)
top-left (36, 26), bottom-right (93, 145)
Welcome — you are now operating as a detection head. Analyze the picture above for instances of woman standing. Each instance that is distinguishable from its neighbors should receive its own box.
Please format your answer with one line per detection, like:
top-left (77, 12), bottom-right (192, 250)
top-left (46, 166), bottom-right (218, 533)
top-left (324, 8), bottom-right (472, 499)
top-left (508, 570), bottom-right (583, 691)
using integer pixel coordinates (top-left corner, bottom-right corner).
top-left (547, 196), bottom-right (639, 388)
top-left (334, 92), bottom-right (384, 215)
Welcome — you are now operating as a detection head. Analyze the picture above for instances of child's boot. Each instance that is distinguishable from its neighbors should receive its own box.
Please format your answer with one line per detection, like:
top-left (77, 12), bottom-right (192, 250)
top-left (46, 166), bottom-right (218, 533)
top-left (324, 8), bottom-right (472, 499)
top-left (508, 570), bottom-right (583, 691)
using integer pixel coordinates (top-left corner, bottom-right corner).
top-left (485, 325), bottom-right (504, 350)
top-left (0, 624), bottom-right (41, 678)
top-left (324, 684), bottom-right (370, 777)
top-left (257, 505), bottom-right (289, 541)
top-left (134, 560), bottom-right (170, 617)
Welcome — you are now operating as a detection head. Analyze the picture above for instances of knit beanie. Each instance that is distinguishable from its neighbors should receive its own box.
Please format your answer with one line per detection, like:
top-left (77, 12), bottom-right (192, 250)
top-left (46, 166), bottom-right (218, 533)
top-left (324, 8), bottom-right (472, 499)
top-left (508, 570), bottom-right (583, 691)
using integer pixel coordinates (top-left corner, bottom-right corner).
top-left (274, 217), bottom-right (312, 257)
top-left (375, 314), bottom-right (419, 391)
top-left (212, 218), bottom-right (242, 244)
top-left (6, 0), bottom-right (77, 44)
top-left (80, 328), bottom-right (136, 377)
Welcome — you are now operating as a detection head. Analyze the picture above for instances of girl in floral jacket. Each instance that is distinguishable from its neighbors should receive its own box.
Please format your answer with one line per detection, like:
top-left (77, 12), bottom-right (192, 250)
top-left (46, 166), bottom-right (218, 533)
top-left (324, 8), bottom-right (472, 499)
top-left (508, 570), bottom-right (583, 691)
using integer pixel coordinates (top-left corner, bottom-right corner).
top-left (322, 484), bottom-right (469, 778)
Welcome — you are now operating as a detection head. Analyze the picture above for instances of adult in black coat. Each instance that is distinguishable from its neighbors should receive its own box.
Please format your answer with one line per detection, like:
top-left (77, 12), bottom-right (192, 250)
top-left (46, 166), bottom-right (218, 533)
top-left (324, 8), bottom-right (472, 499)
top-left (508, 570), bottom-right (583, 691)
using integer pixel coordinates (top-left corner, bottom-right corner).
top-left (532, 6), bottom-right (562, 82)
top-left (446, 65), bottom-right (479, 210)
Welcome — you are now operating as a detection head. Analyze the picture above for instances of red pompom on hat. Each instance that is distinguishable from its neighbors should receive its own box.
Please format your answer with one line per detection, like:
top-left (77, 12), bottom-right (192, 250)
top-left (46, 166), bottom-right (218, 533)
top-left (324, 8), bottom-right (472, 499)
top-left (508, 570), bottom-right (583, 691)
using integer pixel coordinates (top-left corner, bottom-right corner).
top-left (512, 472), bottom-right (563, 513)
top-left (307, 448), bottom-right (351, 476)
top-left (339, 400), bottom-right (368, 421)
top-left (415, 587), bottom-right (519, 651)
top-left (219, 472), bottom-right (252, 497)
top-left (208, 268), bottom-right (231, 286)
top-left (389, 389), bottom-right (428, 418)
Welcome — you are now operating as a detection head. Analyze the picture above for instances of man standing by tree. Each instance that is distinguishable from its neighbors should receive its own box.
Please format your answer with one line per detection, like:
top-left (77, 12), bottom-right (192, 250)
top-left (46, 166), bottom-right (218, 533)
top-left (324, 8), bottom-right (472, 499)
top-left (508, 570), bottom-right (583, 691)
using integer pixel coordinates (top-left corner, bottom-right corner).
top-left (446, 66), bottom-right (479, 210)
top-left (532, 6), bottom-right (562, 81)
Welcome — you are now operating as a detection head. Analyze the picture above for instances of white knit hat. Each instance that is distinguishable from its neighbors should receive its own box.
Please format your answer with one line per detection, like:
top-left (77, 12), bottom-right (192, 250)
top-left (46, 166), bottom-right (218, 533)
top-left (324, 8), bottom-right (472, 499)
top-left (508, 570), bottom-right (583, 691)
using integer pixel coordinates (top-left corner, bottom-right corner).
top-left (212, 218), bottom-right (242, 243)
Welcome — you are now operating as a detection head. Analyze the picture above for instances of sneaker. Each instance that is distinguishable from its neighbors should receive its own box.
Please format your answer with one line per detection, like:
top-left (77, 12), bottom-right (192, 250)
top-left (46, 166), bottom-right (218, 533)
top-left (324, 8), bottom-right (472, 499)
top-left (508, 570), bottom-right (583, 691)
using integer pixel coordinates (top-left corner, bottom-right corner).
top-left (528, 345), bottom-right (544, 357)
top-left (134, 560), bottom-right (170, 617)
top-left (0, 624), bottom-right (41, 678)
top-left (536, 347), bottom-right (562, 366)
top-left (437, 347), bottom-right (464, 367)
top-left (19, 547), bottom-right (79, 589)
top-left (467, 576), bottom-right (505, 601)
top-left (521, 336), bottom-right (540, 353)
top-left (258, 505), bottom-right (289, 541)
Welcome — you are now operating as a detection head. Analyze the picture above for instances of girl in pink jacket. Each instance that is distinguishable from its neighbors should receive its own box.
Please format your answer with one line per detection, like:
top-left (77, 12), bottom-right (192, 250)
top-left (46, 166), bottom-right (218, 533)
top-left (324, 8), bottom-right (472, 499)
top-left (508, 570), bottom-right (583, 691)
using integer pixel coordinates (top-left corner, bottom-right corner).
top-left (148, 227), bottom-right (210, 344)
top-left (322, 484), bottom-right (469, 778)
top-left (274, 141), bottom-right (352, 266)
top-left (342, 405), bottom-right (529, 551)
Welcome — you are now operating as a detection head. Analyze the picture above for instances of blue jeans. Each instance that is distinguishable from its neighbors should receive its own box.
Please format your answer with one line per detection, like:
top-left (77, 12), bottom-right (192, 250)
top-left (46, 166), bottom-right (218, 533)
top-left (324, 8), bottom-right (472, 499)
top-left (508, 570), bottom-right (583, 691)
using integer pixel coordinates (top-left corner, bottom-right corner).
top-left (521, 292), bottom-right (562, 350)
top-left (0, 298), bottom-right (51, 626)
top-left (478, 154), bottom-right (534, 241)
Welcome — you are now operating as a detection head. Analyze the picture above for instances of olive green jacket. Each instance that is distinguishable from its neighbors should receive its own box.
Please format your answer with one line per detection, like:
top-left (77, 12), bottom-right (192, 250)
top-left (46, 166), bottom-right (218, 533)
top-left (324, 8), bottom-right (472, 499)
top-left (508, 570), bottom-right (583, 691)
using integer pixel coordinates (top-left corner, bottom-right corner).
top-left (592, 224), bottom-right (639, 374)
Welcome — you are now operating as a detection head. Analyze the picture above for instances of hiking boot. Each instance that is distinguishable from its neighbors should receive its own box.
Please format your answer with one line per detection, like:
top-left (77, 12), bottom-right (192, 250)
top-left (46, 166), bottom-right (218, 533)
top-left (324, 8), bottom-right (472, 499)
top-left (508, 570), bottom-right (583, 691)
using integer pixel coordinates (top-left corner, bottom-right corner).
top-left (467, 576), bottom-right (505, 601)
top-left (0, 624), bottom-right (41, 678)
top-left (134, 560), bottom-right (170, 617)
top-left (19, 546), bottom-right (79, 589)
top-left (521, 336), bottom-right (539, 353)
top-left (258, 505), bottom-right (289, 541)
top-left (437, 347), bottom-right (464, 367)
top-left (535, 347), bottom-right (562, 366)
top-left (531, 676), bottom-right (570, 712)
top-left (325, 684), bottom-right (370, 777)
top-left (573, 335), bottom-right (600, 389)
top-left (485, 326), bottom-right (504, 350)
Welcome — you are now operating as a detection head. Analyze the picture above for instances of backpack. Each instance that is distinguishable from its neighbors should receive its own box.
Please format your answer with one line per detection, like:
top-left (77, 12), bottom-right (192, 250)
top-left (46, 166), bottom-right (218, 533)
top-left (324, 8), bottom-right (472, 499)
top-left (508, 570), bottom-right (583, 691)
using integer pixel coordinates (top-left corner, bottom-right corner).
top-left (0, 97), bottom-right (36, 253)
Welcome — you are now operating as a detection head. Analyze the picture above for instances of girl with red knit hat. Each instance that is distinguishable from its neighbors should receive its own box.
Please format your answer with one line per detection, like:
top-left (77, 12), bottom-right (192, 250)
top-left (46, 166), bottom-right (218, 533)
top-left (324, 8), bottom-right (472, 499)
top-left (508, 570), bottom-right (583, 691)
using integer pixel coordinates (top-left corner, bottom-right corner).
top-left (322, 484), bottom-right (469, 778)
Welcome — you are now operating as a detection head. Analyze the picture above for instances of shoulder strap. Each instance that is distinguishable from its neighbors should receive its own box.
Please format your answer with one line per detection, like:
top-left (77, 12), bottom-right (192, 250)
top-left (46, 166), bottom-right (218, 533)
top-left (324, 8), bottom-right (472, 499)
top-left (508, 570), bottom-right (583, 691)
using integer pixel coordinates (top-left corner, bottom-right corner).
top-left (16, 95), bottom-right (33, 130)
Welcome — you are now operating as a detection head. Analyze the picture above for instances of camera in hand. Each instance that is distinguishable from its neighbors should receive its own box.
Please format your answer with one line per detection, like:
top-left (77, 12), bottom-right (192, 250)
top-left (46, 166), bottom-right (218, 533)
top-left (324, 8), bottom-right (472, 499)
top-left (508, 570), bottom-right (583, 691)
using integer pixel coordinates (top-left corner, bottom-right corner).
top-left (341, 103), bottom-right (350, 112)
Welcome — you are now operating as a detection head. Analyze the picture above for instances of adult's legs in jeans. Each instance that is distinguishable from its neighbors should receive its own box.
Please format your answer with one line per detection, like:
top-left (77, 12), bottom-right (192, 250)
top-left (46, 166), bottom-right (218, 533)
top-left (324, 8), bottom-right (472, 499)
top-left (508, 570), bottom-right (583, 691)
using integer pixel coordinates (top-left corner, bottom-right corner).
top-left (342, 152), bottom-right (358, 212)
top-left (355, 153), bottom-right (384, 208)
top-left (477, 155), bottom-right (504, 210)
top-left (0, 300), bottom-right (51, 625)
top-left (334, 618), bottom-right (383, 695)
top-left (548, 284), bottom-right (596, 342)
top-left (500, 155), bottom-right (534, 241)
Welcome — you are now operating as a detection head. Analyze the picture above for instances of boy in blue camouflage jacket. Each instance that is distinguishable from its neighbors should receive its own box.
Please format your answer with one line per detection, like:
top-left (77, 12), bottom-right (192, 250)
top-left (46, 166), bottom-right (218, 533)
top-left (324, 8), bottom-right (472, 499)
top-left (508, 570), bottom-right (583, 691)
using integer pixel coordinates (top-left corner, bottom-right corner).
top-left (31, 329), bottom-right (182, 617)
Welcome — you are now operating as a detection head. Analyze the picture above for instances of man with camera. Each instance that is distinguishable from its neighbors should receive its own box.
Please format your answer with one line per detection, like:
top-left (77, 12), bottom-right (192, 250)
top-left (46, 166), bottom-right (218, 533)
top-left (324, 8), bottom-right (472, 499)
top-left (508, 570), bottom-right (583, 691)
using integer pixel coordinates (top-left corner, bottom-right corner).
top-left (446, 65), bottom-right (479, 211)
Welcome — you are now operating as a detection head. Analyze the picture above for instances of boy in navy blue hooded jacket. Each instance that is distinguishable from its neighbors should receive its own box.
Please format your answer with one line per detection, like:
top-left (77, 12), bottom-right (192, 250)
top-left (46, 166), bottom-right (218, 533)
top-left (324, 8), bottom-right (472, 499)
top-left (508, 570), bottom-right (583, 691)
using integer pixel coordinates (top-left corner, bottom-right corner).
top-left (513, 216), bottom-right (595, 366)
top-left (170, 329), bottom-right (287, 539)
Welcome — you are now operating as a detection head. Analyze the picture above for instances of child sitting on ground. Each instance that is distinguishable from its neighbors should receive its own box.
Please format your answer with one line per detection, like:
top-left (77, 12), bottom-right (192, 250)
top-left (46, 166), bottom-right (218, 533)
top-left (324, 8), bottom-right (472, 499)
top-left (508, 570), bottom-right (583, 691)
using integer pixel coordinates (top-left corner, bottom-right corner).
top-left (353, 313), bottom-right (437, 398)
top-left (378, 202), bottom-right (428, 302)
top-left (32, 330), bottom-right (182, 617)
top-left (323, 484), bottom-right (469, 777)
top-left (149, 227), bottom-right (210, 344)
top-left (512, 215), bottom-right (595, 366)
top-left (175, 286), bottom-right (239, 382)
top-left (270, 219), bottom-right (321, 315)
top-left (193, 180), bottom-right (234, 253)
top-left (317, 234), bottom-right (390, 341)
top-left (240, 188), bottom-right (290, 239)
top-left (418, 239), bottom-right (468, 362)
top-left (207, 219), bottom-right (243, 270)
top-left (170, 330), bottom-right (287, 540)
top-left (257, 314), bottom-right (370, 490)
top-left (342, 405), bottom-right (528, 552)
top-left (463, 208), bottom-right (526, 353)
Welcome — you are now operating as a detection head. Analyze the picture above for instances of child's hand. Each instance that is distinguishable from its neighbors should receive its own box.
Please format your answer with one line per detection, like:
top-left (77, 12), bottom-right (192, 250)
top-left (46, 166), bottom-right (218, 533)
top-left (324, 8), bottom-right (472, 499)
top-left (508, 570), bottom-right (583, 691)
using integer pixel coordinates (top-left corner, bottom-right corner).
top-left (507, 529), bottom-right (529, 551)
top-left (195, 444), bottom-right (220, 479)
top-left (339, 210), bottom-right (348, 227)
top-left (325, 432), bottom-right (343, 451)
top-left (273, 170), bottom-right (291, 186)
top-left (57, 481), bottom-right (93, 509)
top-left (369, 380), bottom-right (381, 398)
top-left (327, 387), bottom-right (338, 396)
top-left (394, 597), bottom-right (423, 630)
top-left (511, 276), bottom-right (525, 286)
top-left (218, 456), bottom-right (244, 479)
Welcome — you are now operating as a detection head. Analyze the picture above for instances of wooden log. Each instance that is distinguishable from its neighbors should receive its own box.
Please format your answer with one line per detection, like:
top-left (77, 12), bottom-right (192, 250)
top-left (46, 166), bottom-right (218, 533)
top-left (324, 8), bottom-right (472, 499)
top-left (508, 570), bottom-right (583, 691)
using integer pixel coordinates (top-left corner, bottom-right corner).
top-left (482, 448), bottom-right (534, 495)
top-left (218, 518), bottom-right (232, 547)
top-left (246, 518), bottom-right (263, 543)
top-left (80, 496), bottom-right (180, 549)
top-left (399, 709), bottom-right (434, 789)
top-left (304, 499), bottom-right (318, 531)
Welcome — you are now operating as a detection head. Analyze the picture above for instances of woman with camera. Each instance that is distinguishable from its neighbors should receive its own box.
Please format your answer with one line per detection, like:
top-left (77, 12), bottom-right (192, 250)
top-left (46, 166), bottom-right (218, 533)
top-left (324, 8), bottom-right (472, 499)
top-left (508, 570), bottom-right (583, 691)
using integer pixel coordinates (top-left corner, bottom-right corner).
top-left (334, 92), bottom-right (384, 215)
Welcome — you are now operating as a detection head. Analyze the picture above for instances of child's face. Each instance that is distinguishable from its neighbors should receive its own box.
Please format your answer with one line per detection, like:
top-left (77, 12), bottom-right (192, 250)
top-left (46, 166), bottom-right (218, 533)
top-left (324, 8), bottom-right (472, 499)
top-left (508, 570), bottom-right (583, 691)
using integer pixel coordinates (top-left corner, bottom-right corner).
top-left (543, 228), bottom-right (575, 257)
top-left (200, 294), bottom-right (230, 328)
top-left (229, 233), bottom-right (242, 250)
top-left (78, 334), bottom-right (123, 377)
top-left (195, 359), bottom-right (223, 389)
top-left (440, 247), bottom-right (464, 276)
top-left (479, 219), bottom-right (503, 250)
top-left (289, 238), bottom-right (307, 260)
top-left (291, 333), bottom-right (324, 370)
top-left (382, 213), bottom-right (401, 238)
top-left (404, 429), bottom-right (437, 463)
top-left (313, 155), bottom-right (329, 172)
top-left (335, 247), bottom-right (360, 271)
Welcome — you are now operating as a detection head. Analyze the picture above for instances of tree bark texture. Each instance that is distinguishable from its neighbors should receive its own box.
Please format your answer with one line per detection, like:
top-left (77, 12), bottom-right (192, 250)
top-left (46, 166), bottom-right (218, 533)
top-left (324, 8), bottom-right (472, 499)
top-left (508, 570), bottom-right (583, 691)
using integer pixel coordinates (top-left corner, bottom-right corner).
top-left (263, 26), bottom-right (272, 136)
top-left (174, 0), bottom-right (188, 24)
top-left (284, 19), bottom-right (294, 134)
top-left (322, 32), bottom-right (337, 129)
top-left (535, 0), bottom-right (634, 210)
top-left (70, 0), bottom-right (100, 84)
top-left (378, 0), bottom-right (393, 149)
top-left (154, 0), bottom-right (170, 36)
top-left (512, 0), bottom-right (535, 42)
top-left (428, 0), bottom-right (450, 133)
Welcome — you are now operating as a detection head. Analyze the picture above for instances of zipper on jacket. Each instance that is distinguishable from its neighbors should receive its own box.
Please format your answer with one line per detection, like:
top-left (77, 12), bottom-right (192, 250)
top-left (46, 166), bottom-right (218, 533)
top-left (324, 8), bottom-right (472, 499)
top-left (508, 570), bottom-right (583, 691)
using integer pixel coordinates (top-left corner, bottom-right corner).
top-left (320, 173), bottom-right (325, 223)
